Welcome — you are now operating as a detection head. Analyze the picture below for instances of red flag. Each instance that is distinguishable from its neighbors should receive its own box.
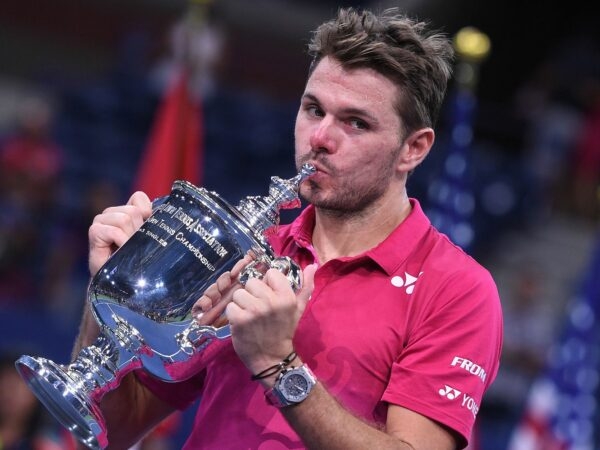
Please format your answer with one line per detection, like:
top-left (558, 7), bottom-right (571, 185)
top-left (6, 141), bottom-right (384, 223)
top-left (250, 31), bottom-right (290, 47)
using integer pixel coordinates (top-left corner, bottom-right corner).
top-left (134, 70), bottom-right (203, 199)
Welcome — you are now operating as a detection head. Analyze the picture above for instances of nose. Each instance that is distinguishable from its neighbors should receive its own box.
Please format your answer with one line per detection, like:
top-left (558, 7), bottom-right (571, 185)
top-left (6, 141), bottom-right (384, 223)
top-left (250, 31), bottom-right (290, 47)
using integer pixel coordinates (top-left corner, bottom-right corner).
top-left (309, 117), bottom-right (337, 154)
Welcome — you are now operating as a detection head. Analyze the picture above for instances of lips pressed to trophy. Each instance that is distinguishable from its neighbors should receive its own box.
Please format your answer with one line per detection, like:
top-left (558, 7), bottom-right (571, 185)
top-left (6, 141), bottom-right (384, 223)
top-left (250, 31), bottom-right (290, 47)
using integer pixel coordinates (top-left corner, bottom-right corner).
top-left (14, 164), bottom-right (315, 450)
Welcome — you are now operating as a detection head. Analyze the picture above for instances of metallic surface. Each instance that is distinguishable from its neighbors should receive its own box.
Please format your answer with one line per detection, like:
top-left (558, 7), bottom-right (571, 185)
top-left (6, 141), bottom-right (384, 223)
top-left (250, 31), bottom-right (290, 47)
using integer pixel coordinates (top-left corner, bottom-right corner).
top-left (15, 164), bottom-right (315, 449)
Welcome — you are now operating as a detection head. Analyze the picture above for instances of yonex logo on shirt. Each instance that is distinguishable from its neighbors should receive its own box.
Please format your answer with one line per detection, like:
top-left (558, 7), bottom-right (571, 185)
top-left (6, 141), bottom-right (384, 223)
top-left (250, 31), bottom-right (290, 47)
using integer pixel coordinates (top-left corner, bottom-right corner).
top-left (438, 385), bottom-right (481, 418)
top-left (438, 385), bottom-right (461, 400)
top-left (391, 271), bottom-right (422, 294)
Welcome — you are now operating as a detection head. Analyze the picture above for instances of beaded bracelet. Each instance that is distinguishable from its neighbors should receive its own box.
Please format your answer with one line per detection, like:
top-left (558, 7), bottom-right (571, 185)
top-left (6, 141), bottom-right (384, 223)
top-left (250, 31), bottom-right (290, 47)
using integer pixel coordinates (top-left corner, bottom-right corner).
top-left (251, 351), bottom-right (298, 380)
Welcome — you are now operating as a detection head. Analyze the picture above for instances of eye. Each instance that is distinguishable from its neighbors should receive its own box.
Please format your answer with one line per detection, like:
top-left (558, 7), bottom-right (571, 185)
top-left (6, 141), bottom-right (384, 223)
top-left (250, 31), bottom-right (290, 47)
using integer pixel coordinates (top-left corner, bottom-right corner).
top-left (348, 118), bottom-right (369, 130)
top-left (306, 104), bottom-right (324, 118)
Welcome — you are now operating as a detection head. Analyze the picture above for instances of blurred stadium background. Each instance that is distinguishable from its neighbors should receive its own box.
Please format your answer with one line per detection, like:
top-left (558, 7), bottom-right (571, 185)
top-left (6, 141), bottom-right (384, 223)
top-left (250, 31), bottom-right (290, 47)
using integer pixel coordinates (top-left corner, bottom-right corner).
top-left (0, 1), bottom-right (598, 449)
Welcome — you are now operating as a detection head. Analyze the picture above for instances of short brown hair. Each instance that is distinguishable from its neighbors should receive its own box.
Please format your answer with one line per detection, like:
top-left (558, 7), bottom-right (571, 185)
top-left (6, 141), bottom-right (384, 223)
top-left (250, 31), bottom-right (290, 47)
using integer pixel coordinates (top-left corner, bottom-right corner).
top-left (308, 8), bottom-right (454, 135)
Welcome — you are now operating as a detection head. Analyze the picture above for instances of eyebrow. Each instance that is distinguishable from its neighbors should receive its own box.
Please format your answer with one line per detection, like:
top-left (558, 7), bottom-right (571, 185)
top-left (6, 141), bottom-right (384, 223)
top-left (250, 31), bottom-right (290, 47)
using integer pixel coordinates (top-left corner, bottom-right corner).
top-left (302, 92), bottom-right (381, 126)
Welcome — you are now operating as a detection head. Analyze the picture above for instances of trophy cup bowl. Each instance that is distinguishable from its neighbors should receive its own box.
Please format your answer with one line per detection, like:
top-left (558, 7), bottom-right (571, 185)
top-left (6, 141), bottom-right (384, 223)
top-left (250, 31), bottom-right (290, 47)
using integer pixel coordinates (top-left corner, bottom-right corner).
top-left (15, 164), bottom-right (315, 450)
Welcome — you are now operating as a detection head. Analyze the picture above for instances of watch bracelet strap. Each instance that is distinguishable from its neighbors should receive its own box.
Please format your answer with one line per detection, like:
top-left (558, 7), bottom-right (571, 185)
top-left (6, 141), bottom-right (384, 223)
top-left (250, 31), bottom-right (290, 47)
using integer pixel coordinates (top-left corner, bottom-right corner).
top-left (265, 364), bottom-right (316, 408)
top-left (265, 382), bottom-right (289, 406)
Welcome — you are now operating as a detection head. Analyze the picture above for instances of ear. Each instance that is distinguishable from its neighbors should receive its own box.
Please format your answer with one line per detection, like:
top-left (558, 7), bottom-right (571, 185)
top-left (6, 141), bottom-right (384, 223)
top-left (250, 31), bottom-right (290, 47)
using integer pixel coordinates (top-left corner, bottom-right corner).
top-left (397, 127), bottom-right (435, 173)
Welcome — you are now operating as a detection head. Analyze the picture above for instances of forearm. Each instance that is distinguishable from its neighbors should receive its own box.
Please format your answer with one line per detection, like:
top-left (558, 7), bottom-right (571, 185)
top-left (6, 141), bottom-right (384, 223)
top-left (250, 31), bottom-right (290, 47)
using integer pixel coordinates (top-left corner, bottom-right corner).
top-left (71, 301), bottom-right (101, 359)
top-left (252, 355), bottom-right (411, 450)
top-left (72, 372), bottom-right (174, 450)
top-left (279, 383), bottom-right (412, 450)
top-left (101, 373), bottom-right (175, 449)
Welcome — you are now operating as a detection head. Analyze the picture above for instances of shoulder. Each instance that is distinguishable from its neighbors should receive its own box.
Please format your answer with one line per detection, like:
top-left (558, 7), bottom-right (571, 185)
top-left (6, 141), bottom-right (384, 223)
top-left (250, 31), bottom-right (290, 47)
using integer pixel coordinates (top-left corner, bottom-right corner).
top-left (408, 227), bottom-right (501, 324)
top-left (420, 225), bottom-right (495, 285)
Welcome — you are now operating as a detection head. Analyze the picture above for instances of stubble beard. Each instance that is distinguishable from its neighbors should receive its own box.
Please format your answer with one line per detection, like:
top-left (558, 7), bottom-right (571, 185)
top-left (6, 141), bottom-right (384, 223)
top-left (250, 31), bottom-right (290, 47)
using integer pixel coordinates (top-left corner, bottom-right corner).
top-left (301, 173), bottom-right (391, 220)
top-left (296, 145), bottom-right (401, 219)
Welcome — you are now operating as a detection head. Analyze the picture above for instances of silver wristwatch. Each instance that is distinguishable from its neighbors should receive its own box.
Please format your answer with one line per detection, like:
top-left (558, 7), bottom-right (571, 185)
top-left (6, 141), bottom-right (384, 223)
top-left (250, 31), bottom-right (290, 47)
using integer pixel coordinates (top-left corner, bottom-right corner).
top-left (265, 365), bottom-right (317, 408)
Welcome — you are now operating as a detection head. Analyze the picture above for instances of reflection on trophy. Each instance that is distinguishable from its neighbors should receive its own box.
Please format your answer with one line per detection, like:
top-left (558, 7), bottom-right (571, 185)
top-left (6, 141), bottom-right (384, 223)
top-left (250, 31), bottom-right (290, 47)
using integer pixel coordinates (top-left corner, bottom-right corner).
top-left (14, 164), bottom-right (315, 450)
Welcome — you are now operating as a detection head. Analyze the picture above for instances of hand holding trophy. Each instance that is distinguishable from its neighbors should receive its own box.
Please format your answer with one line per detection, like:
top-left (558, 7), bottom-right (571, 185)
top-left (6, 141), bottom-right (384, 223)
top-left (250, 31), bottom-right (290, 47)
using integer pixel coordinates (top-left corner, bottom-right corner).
top-left (15, 164), bottom-right (315, 450)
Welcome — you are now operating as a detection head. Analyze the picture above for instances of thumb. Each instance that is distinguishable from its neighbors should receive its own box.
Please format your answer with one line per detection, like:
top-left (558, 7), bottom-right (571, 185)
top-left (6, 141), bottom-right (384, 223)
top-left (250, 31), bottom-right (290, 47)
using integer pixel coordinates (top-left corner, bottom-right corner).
top-left (297, 263), bottom-right (317, 311)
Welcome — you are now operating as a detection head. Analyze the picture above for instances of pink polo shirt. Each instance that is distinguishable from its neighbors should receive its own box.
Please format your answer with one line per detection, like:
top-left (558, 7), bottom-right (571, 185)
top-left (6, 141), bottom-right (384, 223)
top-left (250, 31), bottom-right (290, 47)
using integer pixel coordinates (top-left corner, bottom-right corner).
top-left (137, 199), bottom-right (503, 449)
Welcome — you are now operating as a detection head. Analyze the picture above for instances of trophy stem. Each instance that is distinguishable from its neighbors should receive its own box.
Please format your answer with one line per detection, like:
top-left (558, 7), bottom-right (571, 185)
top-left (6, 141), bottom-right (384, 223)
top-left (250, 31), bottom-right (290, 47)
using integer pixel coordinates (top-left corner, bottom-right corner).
top-left (236, 163), bottom-right (315, 236)
top-left (15, 333), bottom-right (137, 450)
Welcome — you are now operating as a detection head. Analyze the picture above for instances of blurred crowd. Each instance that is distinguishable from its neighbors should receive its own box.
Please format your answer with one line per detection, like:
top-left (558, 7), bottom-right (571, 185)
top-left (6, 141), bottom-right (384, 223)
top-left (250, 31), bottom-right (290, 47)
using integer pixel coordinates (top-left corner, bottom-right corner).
top-left (0, 5), bottom-right (598, 450)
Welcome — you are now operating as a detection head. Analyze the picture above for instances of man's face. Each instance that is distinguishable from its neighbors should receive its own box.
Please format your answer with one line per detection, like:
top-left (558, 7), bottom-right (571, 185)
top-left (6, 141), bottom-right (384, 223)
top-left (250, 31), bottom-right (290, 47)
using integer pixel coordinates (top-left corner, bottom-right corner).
top-left (294, 57), bottom-right (405, 214)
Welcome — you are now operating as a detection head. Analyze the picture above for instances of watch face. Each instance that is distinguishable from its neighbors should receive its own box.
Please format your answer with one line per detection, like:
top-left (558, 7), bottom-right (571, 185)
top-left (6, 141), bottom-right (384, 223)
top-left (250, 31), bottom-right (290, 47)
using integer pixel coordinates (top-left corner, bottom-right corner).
top-left (281, 372), bottom-right (310, 402)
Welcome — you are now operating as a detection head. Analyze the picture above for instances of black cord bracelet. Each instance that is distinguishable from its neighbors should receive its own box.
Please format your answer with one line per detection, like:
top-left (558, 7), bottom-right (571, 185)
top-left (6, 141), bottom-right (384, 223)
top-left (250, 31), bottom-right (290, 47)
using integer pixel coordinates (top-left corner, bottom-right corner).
top-left (251, 351), bottom-right (298, 380)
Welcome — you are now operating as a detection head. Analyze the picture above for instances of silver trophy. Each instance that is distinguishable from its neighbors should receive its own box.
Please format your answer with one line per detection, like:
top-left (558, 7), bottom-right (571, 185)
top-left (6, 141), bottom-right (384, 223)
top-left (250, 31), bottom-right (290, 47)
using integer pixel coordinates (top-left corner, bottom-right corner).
top-left (14, 164), bottom-right (315, 450)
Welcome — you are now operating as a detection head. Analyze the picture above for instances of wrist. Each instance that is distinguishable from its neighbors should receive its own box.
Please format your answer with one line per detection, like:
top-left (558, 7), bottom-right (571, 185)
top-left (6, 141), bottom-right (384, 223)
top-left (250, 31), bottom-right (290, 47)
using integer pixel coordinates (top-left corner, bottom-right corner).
top-left (250, 350), bottom-right (298, 388)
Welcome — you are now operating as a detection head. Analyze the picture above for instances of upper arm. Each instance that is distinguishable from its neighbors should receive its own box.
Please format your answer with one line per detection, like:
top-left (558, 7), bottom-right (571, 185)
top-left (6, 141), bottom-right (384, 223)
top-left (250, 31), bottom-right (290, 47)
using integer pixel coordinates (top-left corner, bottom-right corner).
top-left (386, 404), bottom-right (458, 450)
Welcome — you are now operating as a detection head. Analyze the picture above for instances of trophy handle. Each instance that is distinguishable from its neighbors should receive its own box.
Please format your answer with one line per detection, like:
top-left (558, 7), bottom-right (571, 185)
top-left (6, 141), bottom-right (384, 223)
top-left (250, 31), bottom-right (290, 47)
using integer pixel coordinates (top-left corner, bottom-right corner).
top-left (239, 256), bottom-right (302, 291)
top-left (179, 256), bottom-right (303, 350)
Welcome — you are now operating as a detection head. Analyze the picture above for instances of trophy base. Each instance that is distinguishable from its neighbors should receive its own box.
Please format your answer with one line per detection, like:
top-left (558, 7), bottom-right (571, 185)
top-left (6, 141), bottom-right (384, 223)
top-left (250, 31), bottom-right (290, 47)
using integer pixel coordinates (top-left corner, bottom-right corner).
top-left (15, 355), bottom-right (107, 450)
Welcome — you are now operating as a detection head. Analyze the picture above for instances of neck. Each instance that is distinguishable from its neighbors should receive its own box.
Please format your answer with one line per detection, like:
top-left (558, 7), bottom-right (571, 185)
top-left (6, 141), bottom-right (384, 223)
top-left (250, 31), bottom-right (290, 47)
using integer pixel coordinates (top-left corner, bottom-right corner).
top-left (312, 192), bottom-right (412, 264)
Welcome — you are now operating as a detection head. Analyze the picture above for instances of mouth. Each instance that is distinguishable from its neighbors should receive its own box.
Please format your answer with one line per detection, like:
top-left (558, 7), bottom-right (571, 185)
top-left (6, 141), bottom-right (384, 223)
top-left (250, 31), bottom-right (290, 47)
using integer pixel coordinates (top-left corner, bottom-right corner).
top-left (306, 161), bottom-right (328, 176)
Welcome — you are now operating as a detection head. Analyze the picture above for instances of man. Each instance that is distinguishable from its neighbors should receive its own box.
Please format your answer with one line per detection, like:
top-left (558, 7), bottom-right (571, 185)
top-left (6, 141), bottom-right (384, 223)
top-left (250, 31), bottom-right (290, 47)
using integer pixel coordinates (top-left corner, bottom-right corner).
top-left (80, 7), bottom-right (502, 449)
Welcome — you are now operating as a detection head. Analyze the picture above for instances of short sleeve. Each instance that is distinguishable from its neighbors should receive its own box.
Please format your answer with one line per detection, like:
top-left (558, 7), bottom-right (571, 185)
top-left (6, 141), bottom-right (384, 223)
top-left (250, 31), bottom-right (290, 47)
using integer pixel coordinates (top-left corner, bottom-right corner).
top-left (382, 267), bottom-right (503, 447)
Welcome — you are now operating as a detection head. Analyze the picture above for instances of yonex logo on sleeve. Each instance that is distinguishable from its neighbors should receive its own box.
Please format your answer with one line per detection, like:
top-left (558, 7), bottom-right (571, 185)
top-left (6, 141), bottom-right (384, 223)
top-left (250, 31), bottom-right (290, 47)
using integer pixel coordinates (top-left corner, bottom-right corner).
top-left (438, 385), bottom-right (480, 417)
top-left (438, 385), bottom-right (461, 400)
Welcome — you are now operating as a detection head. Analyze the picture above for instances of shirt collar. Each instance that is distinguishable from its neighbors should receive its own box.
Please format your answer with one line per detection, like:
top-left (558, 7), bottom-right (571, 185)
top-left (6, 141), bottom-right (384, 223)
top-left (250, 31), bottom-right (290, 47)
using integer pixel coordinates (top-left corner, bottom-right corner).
top-left (289, 205), bottom-right (316, 249)
top-left (365, 199), bottom-right (432, 275)
top-left (289, 199), bottom-right (432, 275)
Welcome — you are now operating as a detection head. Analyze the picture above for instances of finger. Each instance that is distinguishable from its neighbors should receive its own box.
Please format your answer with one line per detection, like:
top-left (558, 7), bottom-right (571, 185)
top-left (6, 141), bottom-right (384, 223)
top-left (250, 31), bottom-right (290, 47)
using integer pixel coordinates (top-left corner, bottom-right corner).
top-left (231, 287), bottom-right (262, 311)
top-left (216, 271), bottom-right (233, 293)
top-left (262, 268), bottom-right (295, 295)
top-left (241, 275), bottom-right (274, 302)
top-left (191, 296), bottom-right (212, 317)
top-left (297, 263), bottom-right (317, 310)
top-left (195, 282), bottom-right (222, 312)
top-left (195, 296), bottom-right (229, 326)
top-left (231, 253), bottom-right (256, 278)
top-left (97, 207), bottom-right (146, 235)
top-left (193, 268), bottom-right (242, 319)
top-left (88, 222), bottom-right (133, 251)
top-left (225, 296), bottom-right (257, 327)
top-left (192, 272), bottom-right (228, 317)
top-left (225, 301), bottom-right (242, 325)
top-left (127, 191), bottom-right (153, 218)
top-left (88, 222), bottom-right (134, 275)
top-left (192, 289), bottom-right (219, 316)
